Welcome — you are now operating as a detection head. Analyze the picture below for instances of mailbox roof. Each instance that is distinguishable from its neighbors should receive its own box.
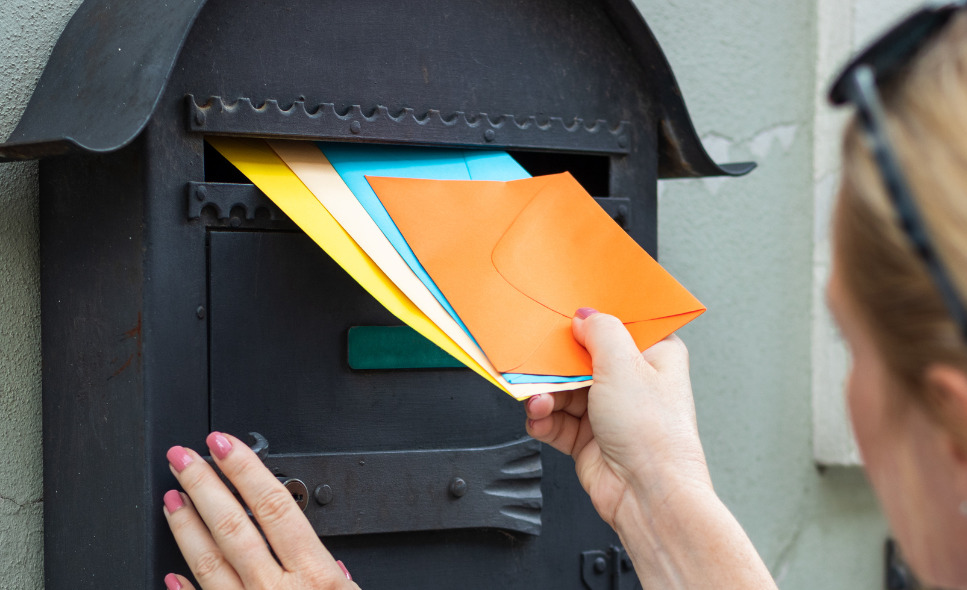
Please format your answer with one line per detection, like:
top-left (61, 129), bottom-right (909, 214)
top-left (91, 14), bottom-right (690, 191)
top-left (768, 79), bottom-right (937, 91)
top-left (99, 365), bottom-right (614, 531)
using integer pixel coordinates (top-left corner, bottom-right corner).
top-left (0, 0), bottom-right (752, 178)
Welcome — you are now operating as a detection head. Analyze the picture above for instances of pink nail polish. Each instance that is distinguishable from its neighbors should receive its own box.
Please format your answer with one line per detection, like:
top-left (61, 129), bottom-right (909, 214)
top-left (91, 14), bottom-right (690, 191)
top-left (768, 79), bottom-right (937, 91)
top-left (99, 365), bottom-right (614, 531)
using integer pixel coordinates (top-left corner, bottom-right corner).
top-left (163, 490), bottom-right (184, 514)
top-left (575, 307), bottom-right (599, 319)
top-left (206, 431), bottom-right (233, 460)
top-left (164, 573), bottom-right (182, 590)
top-left (166, 446), bottom-right (193, 473)
top-left (336, 560), bottom-right (352, 581)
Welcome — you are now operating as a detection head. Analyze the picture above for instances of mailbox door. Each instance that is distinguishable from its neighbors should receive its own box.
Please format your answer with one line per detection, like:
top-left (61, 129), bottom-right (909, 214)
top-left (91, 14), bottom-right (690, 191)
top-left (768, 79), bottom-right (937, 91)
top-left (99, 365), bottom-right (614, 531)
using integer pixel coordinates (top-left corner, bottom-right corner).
top-left (48, 0), bottom-right (658, 587)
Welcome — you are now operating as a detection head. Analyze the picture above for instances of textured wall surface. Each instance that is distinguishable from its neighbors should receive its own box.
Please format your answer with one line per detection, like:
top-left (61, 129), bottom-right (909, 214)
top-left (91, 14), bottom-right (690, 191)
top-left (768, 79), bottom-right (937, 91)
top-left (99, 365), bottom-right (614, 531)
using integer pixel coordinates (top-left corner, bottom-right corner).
top-left (640, 0), bottom-right (894, 587)
top-left (0, 1), bottom-right (919, 588)
top-left (0, 2), bottom-right (84, 588)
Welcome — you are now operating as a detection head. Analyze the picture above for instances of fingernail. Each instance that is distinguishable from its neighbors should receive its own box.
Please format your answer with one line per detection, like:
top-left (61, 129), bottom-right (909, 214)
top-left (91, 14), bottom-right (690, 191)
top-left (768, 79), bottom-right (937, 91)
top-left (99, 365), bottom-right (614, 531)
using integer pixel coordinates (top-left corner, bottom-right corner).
top-left (575, 307), bottom-right (599, 319)
top-left (163, 490), bottom-right (184, 514)
top-left (164, 573), bottom-right (182, 590)
top-left (206, 431), bottom-right (233, 460)
top-left (166, 446), bottom-right (193, 473)
top-left (337, 560), bottom-right (352, 581)
top-left (525, 394), bottom-right (541, 410)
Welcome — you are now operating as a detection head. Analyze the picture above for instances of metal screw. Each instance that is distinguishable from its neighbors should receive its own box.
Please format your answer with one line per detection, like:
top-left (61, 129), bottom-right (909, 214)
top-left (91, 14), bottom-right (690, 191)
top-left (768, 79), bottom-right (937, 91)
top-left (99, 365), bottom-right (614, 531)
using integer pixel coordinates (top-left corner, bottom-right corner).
top-left (620, 554), bottom-right (633, 572)
top-left (593, 557), bottom-right (607, 574)
top-left (229, 216), bottom-right (242, 227)
top-left (617, 134), bottom-right (628, 148)
top-left (194, 110), bottom-right (206, 127)
top-left (448, 477), bottom-right (468, 498)
top-left (484, 129), bottom-right (496, 142)
top-left (350, 120), bottom-right (362, 134)
top-left (194, 185), bottom-right (207, 202)
top-left (314, 484), bottom-right (333, 506)
top-left (195, 306), bottom-right (206, 319)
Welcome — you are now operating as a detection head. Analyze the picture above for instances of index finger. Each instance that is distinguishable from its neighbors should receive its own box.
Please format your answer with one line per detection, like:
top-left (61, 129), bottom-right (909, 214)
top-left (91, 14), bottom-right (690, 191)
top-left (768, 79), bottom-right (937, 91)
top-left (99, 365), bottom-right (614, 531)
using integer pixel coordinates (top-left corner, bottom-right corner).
top-left (207, 432), bottom-right (342, 575)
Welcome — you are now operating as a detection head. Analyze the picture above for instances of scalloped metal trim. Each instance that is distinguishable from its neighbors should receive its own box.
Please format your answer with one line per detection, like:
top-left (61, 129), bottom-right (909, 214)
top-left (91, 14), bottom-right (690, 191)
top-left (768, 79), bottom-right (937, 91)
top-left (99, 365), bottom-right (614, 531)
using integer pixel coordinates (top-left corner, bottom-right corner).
top-left (187, 182), bottom-right (284, 222)
top-left (188, 95), bottom-right (630, 154)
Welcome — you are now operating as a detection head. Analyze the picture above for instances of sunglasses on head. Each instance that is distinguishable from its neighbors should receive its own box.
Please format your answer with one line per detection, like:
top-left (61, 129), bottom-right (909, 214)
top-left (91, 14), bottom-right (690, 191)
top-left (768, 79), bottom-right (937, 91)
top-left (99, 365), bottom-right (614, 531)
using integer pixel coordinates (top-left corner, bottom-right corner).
top-left (829, 0), bottom-right (967, 338)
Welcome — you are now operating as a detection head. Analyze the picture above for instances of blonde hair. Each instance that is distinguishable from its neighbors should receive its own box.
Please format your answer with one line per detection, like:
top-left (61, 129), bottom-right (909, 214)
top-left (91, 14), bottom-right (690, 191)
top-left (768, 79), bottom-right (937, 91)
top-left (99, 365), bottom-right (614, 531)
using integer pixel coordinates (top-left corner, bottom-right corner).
top-left (835, 12), bottom-right (967, 432)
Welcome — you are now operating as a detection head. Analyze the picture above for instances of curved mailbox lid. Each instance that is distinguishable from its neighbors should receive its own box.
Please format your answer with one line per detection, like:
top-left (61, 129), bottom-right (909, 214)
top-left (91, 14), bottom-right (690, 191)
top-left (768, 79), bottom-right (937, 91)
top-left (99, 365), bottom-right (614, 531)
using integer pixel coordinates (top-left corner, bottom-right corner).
top-left (0, 0), bottom-right (753, 179)
top-left (0, 0), bottom-right (206, 161)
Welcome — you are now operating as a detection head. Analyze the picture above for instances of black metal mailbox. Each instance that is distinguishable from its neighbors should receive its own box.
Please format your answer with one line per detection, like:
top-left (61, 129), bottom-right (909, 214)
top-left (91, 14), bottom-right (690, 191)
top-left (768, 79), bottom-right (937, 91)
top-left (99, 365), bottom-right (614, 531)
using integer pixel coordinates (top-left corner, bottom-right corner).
top-left (0, 0), bottom-right (751, 588)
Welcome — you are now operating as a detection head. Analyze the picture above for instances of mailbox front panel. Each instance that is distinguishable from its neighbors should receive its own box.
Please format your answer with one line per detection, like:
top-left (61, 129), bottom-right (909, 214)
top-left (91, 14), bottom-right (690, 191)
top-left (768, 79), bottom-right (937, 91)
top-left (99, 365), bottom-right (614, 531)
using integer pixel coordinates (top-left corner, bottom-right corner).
top-left (39, 0), bottom-right (667, 587)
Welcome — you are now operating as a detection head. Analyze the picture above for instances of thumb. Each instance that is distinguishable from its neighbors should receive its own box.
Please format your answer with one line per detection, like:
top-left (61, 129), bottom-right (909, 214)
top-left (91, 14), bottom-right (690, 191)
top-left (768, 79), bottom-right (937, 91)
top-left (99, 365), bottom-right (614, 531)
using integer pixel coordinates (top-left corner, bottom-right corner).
top-left (572, 309), bottom-right (643, 378)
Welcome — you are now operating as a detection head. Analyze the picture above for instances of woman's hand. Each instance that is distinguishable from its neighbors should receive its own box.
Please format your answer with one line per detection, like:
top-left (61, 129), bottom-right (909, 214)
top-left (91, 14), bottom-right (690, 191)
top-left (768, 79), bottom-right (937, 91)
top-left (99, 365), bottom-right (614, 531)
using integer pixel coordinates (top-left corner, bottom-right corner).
top-left (525, 309), bottom-right (713, 528)
top-left (527, 310), bottom-right (776, 589)
top-left (162, 432), bottom-right (360, 590)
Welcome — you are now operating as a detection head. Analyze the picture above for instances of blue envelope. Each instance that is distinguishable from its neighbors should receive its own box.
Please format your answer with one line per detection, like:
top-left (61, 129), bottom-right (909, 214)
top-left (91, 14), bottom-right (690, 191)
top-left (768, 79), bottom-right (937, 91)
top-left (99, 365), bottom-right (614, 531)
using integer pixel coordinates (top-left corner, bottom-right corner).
top-left (319, 143), bottom-right (590, 385)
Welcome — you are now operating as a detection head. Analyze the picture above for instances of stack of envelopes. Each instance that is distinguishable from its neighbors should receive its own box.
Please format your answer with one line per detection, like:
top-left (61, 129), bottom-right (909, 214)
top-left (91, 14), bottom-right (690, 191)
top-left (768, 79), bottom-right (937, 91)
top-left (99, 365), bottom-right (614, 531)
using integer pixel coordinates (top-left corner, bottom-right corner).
top-left (208, 138), bottom-right (705, 400)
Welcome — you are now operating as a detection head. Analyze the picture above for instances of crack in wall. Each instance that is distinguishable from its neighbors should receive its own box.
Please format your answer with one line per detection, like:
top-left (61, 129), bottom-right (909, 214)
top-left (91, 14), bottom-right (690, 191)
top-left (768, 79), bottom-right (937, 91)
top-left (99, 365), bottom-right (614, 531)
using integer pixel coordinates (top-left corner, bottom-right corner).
top-left (770, 520), bottom-right (805, 585)
top-left (0, 493), bottom-right (42, 512)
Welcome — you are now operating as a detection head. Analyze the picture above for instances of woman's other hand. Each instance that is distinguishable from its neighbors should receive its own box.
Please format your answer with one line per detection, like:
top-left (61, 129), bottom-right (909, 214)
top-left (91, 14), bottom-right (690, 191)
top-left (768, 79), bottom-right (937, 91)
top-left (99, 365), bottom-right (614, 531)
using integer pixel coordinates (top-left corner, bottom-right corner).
top-left (162, 432), bottom-right (360, 590)
top-left (524, 309), bottom-right (712, 528)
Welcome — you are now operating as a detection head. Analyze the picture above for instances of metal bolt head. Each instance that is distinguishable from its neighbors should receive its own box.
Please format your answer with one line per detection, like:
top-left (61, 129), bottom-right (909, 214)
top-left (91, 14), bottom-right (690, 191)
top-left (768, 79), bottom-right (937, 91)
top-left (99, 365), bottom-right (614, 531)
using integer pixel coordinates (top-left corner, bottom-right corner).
top-left (314, 484), bottom-right (333, 506)
top-left (484, 129), bottom-right (496, 142)
top-left (194, 185), bottom-right (208, 202)
top-left (195, 306), bottom-right (206, 319)
top-left (449, 477), bottom-right (468, 498)
top-left (194, 110), bottom-right (207, 127)
top-left (617, 134), bottom-right (628, 148)
top-left (350, 120), bottom-right (362, 134)
top-left (593, 556), bottom-right (607, 574)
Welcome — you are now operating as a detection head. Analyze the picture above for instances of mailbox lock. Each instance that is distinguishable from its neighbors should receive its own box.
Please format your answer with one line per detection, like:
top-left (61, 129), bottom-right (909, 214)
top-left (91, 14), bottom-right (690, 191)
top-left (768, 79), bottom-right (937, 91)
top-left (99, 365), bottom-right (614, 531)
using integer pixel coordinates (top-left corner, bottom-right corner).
top-left (279, 478), bottom-right (309, 512)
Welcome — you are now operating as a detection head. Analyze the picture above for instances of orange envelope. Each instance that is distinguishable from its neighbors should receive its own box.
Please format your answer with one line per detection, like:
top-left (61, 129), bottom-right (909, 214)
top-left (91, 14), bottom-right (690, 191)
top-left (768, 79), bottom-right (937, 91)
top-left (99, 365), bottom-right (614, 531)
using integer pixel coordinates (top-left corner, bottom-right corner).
top-left (367, 172), bottom-right (706, 376)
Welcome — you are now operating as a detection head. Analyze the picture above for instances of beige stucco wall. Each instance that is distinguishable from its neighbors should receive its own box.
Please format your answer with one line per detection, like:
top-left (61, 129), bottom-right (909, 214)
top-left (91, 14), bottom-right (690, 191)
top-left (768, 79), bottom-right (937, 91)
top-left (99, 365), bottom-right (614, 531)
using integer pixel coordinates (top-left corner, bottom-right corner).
top-left (0, 0), bottom-right (926, 588)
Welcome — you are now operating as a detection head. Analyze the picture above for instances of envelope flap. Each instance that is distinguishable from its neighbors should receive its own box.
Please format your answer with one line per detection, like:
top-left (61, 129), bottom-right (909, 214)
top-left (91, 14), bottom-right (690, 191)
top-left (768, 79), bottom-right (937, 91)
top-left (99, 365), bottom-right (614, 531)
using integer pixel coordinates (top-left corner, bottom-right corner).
top-left (492, 173), bottom-right (704, 322)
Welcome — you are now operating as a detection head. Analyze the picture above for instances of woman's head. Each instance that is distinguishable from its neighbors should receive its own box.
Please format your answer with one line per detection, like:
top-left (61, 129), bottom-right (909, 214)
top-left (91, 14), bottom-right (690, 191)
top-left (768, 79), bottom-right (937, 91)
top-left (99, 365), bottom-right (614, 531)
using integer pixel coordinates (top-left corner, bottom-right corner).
top-left (831, 10), bottom-right (967, 588)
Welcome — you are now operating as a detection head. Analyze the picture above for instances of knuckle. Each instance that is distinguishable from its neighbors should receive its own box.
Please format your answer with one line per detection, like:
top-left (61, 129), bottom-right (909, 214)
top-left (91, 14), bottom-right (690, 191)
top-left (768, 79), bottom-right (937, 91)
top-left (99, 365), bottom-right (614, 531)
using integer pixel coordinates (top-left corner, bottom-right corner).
top-left (666, 335), bottom-right (690, 361)
top-left (300, 566), bottom-right (346, 589)
top-left (251, 487), bottom-right (295, 527)
top-left (179, 463), bottom-right (215, 493)
top-left (220, 451), bottom-right (258, 480)
top-left (167, 510), bottom-right (193, 535)
top-left (589, 312), bottom-right (623, 330)
top-left (193, 549), bottom-right (226, 581)
top-left (669, 333), bottom-right (688, 351)
top-left (211, 508), bottom-right (249, 540)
